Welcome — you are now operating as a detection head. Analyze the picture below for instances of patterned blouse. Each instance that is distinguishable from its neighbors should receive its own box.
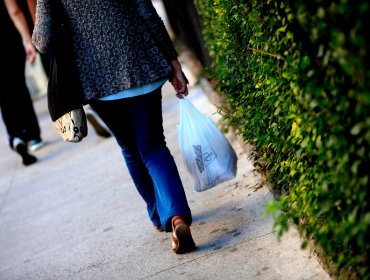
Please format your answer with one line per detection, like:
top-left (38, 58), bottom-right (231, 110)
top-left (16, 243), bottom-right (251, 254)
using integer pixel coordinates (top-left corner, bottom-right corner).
top-left (33, 0), bottom-right (177, 101)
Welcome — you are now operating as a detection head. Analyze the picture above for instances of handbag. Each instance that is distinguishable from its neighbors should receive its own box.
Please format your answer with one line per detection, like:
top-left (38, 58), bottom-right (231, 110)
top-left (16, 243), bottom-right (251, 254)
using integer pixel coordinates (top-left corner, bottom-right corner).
top-left (43, 0), bottom-right (87, 143)
top-left (177, 97), bottom-right (237, 192)
top-left (47, 45), bottom-right (87, 143)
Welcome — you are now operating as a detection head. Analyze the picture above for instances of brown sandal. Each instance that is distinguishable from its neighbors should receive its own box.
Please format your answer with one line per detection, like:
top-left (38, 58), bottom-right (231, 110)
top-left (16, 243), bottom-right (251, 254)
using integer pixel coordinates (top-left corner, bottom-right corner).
top-left (155, 226), bottom-right (164, 232)
top-left (171, 216), bottom-right (196, 254)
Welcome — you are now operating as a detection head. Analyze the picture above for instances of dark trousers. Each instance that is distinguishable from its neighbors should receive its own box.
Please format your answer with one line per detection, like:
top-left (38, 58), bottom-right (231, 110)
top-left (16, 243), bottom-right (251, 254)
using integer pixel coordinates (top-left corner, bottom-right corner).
top-left (90, 89), bottom-right (191, 231)
top-left (0, 85), bottom-right (41, 146)
top-left (0, 39), bottom-right (41, 147)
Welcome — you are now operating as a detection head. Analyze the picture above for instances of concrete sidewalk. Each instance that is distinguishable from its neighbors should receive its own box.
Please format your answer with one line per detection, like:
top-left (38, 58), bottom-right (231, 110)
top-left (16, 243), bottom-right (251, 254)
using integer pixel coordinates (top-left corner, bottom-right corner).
top-left (0, 70), bottom-right (331, 279)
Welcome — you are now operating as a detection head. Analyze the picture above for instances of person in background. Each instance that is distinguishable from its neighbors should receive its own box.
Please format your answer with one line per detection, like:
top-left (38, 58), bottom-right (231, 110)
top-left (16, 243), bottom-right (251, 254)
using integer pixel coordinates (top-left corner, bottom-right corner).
top-left (33, 0), bottom-right (196, 254)
top-left (0, 0), bottom-right (44, 165)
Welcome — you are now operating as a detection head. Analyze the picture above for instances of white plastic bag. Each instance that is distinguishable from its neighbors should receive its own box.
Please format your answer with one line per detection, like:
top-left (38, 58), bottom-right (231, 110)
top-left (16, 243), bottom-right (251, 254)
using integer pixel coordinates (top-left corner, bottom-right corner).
top-left (177, 97), bottom-right (237, 192)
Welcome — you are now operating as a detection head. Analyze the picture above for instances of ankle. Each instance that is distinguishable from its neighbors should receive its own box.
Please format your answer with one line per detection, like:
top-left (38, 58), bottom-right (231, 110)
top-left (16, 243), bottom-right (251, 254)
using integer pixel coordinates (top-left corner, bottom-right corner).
top-left (172, 215), bottom-right (186, 227)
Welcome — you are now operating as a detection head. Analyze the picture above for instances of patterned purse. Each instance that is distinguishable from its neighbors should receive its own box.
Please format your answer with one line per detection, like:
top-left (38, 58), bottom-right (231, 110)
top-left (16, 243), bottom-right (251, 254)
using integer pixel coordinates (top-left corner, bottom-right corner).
top-left (53, 109), bottom-right (87, 143)
top-left (47, 43), bottom-right (88, 143)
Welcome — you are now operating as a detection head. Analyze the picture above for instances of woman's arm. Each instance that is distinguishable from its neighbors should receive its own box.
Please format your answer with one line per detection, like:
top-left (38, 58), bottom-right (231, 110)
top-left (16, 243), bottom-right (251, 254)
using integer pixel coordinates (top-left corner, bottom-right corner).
top-left (133, 0), bottom-right (178, 61)
top-left (169, 59), bottom-right (189, 98)
top-left (4, 0), bottom-right (36, 63)
top-left (133, 0), bottom-right (188, 98)
top-left (26, 0), bottom-right (37, 23)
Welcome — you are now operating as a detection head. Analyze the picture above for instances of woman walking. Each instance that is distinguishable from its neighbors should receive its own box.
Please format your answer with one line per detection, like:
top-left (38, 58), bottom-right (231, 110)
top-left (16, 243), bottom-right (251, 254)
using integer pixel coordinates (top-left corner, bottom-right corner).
top-left (33, 0), bottom-right (195, 254)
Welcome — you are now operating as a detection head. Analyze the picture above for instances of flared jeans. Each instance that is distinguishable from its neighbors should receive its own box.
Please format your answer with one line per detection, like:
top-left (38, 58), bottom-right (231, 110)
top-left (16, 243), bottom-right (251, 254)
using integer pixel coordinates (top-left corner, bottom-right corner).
top-left (90, 89), bottom-right (191, 231)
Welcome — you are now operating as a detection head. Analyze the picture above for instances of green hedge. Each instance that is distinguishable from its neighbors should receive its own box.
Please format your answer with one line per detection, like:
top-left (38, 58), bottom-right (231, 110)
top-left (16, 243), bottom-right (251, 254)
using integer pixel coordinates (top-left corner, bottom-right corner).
top-left (195, 0), bottom-right (370, 278)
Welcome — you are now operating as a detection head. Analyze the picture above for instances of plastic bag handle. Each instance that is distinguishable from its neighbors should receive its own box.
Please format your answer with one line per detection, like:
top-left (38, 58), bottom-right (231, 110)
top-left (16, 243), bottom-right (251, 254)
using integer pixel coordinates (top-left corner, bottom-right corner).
top-left (179, 96), bottom-right (205, 123)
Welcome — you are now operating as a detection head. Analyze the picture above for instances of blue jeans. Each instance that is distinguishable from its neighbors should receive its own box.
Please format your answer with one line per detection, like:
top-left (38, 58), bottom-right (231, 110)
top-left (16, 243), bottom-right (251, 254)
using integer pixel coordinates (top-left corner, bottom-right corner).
top-left (90, 89), bottom-right (191, 231)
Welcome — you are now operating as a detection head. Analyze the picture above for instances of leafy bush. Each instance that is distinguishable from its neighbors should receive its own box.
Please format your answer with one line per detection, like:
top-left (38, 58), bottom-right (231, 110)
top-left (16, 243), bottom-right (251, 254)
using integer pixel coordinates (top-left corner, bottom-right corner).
top-left (195, 0), bottom-right (370, 278)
